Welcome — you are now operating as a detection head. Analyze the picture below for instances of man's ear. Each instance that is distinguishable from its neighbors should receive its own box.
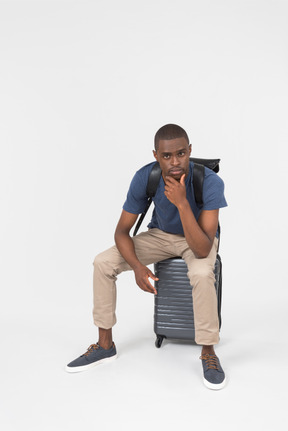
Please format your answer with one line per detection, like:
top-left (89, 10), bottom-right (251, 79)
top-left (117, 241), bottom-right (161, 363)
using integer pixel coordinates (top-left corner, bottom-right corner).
top-left (188, 144), bottom-right (192, 156)
top-left (153, 150), bottom-right (158, 161)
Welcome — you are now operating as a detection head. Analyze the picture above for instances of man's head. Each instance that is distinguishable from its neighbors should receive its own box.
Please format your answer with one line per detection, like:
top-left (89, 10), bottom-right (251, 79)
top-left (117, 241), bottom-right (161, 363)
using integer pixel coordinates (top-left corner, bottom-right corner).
top-left (154, 124), bottom-right (190, 151)
top-left (153, 124), bottom-right (191, 181)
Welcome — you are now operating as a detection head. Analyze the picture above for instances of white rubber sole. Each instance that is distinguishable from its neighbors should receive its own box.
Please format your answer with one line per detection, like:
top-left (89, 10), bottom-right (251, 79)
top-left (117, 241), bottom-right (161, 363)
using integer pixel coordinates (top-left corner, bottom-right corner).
top-left (203, 376), bottom-right (226, 390)
top-left (65, 353), bottom-right (118, 373)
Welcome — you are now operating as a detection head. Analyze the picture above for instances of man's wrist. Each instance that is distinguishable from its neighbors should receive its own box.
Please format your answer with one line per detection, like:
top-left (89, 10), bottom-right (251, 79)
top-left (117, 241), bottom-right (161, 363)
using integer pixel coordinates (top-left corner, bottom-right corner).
top-left (177, 198), bottom-right (190, 212)
top-left (131, 261), bottom-right (143, 271)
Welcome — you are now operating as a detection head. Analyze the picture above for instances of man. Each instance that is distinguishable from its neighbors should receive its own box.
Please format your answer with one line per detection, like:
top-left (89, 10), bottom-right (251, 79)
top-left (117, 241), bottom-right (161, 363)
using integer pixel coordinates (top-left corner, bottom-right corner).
top-left (66, 124), bottom-right (228, 390)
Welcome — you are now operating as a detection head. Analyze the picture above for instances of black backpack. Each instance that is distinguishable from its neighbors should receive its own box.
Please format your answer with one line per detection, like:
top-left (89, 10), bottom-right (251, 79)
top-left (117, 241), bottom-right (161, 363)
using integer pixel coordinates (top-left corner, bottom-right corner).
top-left (133, 157), bottom-right (220, 237)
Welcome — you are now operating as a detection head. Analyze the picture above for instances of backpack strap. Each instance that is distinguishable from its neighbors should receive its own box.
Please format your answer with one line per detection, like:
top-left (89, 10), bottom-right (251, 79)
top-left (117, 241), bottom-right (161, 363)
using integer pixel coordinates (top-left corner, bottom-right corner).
top-left (192, 162), bottom-right (221, 250)
top-left (192, 163), bottom-right (205, 206)
top-left (133, 162), bottom-right (162, 237)
top-left (146, 162), bottom-right (162, 196)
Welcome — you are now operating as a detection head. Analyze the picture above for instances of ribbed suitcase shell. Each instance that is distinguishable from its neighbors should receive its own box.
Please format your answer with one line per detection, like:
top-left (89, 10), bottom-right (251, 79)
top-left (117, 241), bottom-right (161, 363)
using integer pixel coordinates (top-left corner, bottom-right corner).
top-left (154, 255), bottom-right (222, 346)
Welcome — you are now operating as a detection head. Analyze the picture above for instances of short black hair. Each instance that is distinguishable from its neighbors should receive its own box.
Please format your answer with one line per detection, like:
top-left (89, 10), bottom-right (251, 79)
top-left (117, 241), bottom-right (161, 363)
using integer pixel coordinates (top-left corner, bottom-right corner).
top-left (154, 124), bottom-right (189, 150)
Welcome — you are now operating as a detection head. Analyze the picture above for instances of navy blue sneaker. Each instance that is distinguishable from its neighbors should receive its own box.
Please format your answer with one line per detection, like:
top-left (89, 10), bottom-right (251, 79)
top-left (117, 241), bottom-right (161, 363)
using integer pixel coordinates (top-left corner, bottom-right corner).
top-left (66, 343), bottom-right (117, 373)
top-left (200, 354), bottom-right (226, 390)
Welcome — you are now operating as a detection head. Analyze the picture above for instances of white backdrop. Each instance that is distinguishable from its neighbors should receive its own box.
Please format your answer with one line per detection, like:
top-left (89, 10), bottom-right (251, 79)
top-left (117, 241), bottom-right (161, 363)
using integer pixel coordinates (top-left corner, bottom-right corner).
top-left (1, 1), bottom-right (288, 430)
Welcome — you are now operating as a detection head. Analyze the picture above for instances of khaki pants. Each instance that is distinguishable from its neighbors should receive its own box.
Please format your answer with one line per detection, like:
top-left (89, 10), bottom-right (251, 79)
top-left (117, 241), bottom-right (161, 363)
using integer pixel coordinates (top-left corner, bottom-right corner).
top-left (93, 228), bottom-right (219, 345)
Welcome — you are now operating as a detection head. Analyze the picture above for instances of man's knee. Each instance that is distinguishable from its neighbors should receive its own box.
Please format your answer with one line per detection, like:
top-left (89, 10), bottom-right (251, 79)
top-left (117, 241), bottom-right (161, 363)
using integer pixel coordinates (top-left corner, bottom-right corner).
top-left (93, 250), bottom-right (115, 277)
top-left (93, 247), bottom-right (128, 277)
top-left (93, 251), bottom-right (106, 267)
top-left (93, 251), bottom-right (105, 269)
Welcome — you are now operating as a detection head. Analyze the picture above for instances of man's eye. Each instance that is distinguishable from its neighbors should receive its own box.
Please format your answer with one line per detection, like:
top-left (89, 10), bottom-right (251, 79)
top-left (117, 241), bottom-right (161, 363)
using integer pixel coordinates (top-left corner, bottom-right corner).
top-left (178, 151), bottom-right (185, 156)
top-left (163, 154), bottom-right (170, 159)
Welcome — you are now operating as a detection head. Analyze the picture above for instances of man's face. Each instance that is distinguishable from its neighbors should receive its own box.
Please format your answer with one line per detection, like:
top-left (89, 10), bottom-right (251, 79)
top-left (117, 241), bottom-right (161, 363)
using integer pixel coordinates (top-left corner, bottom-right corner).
top-left (153, 137), bottom-right (191, 181)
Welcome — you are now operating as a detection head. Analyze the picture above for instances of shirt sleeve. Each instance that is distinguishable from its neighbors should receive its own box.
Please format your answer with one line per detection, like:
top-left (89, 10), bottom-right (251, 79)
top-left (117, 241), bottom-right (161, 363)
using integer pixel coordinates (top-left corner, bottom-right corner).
top-left (123, 170), bottom-right (149, 214)
top-left (202, 170), bottom-right (228, 211)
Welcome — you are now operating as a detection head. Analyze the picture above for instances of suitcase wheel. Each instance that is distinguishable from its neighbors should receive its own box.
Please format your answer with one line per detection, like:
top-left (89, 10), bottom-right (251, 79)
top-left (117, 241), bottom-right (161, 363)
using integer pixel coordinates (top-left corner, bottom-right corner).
top-left (155, 335), bottom-right (164, 348)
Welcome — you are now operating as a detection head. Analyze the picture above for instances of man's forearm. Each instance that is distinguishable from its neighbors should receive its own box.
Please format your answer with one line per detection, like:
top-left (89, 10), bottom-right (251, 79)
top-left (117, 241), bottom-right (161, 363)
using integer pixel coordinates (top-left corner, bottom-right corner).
top-left (177, 200), bottom-right (213, 258)
top-left (114, 231), bottom-right (142, 269)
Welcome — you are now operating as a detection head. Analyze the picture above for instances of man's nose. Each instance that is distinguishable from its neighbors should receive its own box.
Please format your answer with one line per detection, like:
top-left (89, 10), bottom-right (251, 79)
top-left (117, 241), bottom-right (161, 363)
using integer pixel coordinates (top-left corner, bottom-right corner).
top-left (171, 156), bottom-right (180, 165)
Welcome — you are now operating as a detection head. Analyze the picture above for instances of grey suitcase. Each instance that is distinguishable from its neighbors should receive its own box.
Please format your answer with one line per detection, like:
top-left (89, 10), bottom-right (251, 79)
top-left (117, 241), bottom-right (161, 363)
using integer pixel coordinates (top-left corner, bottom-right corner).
top-left (153, 254), bottom-right (222, 348)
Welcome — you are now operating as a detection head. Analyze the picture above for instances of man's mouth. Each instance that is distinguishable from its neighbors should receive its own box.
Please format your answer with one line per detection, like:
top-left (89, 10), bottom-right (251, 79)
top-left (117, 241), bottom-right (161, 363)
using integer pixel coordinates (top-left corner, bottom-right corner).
top-left (169, 169), bottom-right (183, 176)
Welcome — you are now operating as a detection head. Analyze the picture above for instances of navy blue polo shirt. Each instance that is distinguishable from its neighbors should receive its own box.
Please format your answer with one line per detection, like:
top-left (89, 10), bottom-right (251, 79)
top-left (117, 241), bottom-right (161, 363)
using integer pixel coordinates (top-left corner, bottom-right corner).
top-left (123, 161), bottom-right (227, 236)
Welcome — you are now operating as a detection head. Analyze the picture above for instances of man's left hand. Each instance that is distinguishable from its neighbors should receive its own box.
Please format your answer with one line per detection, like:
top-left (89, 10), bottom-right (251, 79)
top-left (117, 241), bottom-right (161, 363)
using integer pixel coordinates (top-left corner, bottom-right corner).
top-left (164, 174), bottom-right (187, 208)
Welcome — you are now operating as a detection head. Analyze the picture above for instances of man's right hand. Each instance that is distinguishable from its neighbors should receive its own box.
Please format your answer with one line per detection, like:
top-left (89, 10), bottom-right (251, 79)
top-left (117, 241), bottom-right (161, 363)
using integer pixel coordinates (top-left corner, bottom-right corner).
top-left (133, 264), bottom-right (158, 295)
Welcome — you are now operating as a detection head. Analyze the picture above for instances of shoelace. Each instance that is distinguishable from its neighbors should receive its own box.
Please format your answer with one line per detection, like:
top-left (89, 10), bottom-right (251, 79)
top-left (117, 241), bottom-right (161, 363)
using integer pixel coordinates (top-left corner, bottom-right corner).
top-left (83, 344), bottom-right (100, 356)
top-left (199, 354), bottom-right (219, 370)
